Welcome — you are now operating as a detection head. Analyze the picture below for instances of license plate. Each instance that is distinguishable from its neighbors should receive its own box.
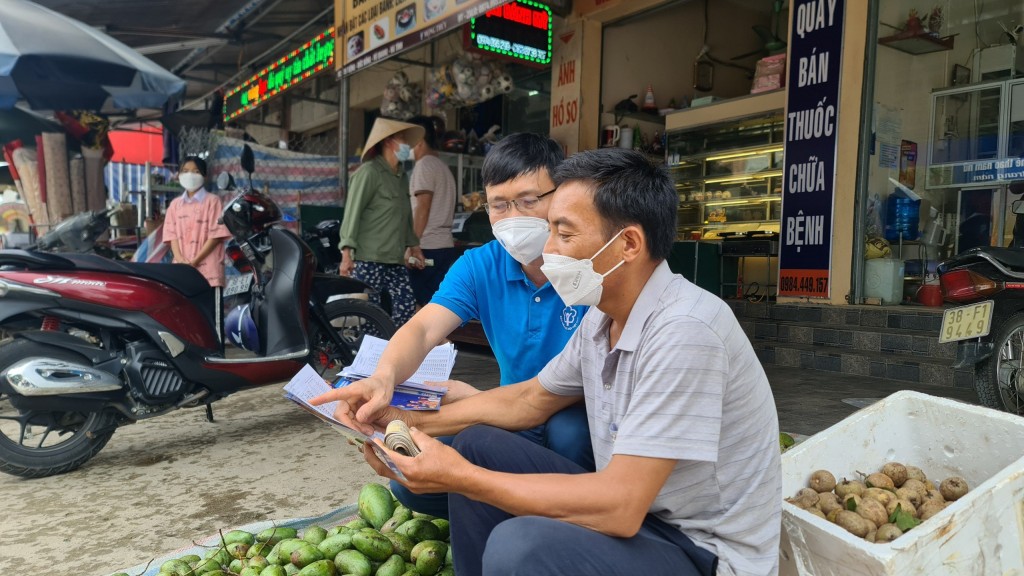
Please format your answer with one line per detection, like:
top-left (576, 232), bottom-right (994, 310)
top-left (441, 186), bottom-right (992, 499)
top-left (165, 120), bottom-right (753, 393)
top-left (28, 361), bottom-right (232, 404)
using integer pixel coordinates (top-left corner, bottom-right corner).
top-left (224, 274), bottom-right (252, 296)
top-left (939, 301), bottom-right (994, 343)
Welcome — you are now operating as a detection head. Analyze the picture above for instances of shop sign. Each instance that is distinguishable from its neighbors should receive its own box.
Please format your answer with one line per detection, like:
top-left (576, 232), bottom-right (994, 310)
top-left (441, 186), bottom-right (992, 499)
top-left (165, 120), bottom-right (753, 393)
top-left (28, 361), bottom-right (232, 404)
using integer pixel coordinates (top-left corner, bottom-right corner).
top-left (467, 0), bottom-right (553, 66)
top-left (549, 18), bottom-right (581, 153)
top-left (931, 158), bottom-right (1024, 186)
top-left (778, 0), bottom-right (845, 299)
top-left (336, 0), bottom-right (512, 77)
top-left (223, 28), bottom-right (335, 122)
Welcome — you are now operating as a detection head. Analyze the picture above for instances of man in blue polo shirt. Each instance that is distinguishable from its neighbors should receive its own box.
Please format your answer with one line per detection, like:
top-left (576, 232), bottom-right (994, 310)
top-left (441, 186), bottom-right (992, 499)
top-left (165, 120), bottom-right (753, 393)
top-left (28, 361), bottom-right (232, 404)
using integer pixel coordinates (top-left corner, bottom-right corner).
top-left (315, 133), bottom-right (591, 517)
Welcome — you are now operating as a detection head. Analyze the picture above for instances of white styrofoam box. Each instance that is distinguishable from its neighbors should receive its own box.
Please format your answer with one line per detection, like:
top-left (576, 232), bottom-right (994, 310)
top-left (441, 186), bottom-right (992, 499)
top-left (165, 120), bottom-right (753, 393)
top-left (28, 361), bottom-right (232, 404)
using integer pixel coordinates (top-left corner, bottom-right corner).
top-left (863, 258), bottom-right (904, 305)
top-left (779, 391), bottom-right (1024, 576)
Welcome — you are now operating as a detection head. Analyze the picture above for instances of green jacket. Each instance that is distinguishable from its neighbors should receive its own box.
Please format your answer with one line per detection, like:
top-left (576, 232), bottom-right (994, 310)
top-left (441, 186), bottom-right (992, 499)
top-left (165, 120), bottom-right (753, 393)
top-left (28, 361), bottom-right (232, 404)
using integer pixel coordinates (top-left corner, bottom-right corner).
top-left (338, 156), bottom-right (419, 264)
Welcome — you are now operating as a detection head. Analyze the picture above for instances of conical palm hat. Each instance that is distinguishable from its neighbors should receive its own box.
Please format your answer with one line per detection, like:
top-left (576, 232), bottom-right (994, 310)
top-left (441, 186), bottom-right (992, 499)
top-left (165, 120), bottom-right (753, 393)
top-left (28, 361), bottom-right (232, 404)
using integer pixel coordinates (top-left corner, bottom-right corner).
top-left (362, 117), bottom-right (425, 161)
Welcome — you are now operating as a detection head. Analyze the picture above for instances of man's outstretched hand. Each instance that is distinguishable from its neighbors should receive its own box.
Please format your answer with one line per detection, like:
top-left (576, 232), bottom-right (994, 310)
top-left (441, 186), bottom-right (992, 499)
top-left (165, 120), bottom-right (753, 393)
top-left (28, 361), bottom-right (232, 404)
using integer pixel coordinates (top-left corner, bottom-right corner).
top-left (310, 375), bottom-right (397, 435)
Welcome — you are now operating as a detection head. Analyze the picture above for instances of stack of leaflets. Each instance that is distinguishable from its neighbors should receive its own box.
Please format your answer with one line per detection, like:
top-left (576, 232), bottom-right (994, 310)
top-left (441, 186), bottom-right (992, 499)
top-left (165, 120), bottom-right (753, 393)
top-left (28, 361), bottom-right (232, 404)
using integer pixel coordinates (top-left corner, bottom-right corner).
top-left (332, 335), bottom-right (457, 411)
top-left (283, 364), bottom-right (411, 480)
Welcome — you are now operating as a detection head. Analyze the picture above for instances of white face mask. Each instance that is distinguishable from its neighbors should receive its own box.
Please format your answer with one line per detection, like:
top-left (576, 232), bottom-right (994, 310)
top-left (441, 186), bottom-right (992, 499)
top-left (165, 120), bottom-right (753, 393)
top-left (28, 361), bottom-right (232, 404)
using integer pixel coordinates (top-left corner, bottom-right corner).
top-left (179, 172), bottom-right (204, 192)
top-left (541, 229), bottom-right (625, 307)
top-left (492, 216), bottom-right (550, 265)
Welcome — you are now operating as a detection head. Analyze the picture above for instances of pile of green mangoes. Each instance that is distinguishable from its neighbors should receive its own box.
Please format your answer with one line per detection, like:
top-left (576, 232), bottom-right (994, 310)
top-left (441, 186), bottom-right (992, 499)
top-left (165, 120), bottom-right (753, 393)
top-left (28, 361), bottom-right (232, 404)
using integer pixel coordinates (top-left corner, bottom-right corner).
top-left (111, 483), bottom-right (454, 576)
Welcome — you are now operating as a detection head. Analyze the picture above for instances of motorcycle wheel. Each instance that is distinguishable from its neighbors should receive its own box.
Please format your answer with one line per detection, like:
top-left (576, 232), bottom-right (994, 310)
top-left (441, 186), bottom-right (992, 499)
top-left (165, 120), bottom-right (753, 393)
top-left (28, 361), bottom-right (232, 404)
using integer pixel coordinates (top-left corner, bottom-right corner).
top-left (974, 313), bottom-right (1024, 415)
top-left (309, 299), bottom-right (398, 379)
top-left (0, 338), bottom-right (118, 478)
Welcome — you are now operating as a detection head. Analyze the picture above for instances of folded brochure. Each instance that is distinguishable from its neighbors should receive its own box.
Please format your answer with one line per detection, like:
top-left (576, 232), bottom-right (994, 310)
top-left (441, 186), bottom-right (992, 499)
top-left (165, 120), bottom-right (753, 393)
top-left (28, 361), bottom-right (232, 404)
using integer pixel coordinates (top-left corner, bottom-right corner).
top-left (332, 334), bottom-right (456, 411)
top-left (283, 364), bottom-right (418, 480)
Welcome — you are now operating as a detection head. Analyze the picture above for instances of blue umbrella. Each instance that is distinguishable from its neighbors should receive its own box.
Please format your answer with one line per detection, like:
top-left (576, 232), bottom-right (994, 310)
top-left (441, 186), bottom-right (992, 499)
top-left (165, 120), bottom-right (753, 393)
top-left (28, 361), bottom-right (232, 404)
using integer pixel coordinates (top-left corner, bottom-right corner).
top-left (0, 0), bottom-right (186, 111)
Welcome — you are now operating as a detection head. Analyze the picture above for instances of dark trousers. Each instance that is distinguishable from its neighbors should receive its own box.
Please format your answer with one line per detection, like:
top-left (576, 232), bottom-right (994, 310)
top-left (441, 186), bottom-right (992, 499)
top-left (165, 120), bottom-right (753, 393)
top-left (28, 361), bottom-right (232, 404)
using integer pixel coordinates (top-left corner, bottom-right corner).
top-left (408, 247), bottom-right (459, 305)
top-left (448, 425), bottom-right (718, 576)
top-left (390, 403), bottom-right (595, 519)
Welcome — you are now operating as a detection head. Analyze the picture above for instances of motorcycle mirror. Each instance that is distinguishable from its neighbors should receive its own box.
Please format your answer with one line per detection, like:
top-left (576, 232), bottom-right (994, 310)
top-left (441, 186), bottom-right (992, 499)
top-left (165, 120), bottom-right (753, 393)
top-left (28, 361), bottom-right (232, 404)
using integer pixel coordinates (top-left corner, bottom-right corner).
top-left (216, 171), bottom-right (235, 191)
top-left (1013, 199), bottom-right (1024, 215)
top-left (241, 145), bottom-right (255, 177)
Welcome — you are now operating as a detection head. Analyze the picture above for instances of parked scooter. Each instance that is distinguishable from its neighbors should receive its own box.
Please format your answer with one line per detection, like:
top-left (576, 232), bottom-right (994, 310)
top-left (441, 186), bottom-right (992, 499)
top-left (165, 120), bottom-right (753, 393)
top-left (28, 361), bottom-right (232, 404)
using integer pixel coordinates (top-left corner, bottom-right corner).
top-left (937, 199), bottom-right (1024, 415)
top-left (0, 145), bottom-right (396, 478)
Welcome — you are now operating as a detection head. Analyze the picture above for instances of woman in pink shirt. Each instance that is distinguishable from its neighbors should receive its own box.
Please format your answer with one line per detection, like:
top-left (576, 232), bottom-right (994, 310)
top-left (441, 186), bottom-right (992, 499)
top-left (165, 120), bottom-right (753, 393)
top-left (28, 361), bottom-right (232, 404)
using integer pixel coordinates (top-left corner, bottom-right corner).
top-left (163, 156), bottom-right (232, 287)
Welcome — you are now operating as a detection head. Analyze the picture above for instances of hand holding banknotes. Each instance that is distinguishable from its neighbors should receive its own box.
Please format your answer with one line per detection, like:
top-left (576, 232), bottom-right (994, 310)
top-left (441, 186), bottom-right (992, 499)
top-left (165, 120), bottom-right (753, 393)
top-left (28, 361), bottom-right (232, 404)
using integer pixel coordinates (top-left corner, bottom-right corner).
top-left (364, 425), bottom-right (470, 494)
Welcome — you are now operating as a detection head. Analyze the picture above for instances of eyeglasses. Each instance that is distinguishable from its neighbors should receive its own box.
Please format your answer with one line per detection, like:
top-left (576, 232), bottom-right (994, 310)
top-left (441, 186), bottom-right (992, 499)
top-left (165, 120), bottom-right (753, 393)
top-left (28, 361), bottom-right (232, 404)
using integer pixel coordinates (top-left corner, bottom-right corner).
top-left (482, 189), bottom-right (556, 215)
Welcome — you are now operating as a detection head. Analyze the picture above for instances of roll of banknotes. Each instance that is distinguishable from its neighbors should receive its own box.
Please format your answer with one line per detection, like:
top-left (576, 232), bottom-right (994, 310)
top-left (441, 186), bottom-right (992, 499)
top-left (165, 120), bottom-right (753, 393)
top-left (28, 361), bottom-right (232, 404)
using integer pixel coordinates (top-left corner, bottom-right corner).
top-left (385, 420), bottom-right (420, 457)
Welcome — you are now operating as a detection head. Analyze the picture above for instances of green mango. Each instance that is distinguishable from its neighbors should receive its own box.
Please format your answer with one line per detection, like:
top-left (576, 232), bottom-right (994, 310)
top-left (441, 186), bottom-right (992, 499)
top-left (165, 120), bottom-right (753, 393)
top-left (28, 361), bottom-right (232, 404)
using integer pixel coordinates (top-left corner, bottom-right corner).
top-left (414, 545), bottom-right (445, 576)
top-left (394, 519), bottom-right (440, 543)
top-left (227, 542), bottom-right (251, 558)
top-left (298, 559), bottom-right (337, 576)
top-left (206, 547), bottom-right (232, 564)
top-left (225, 530), bottom-right (257, 546)
top-left (444, 545), bottom-right (452, 566)
top-left (381, 506), bottom-right (413, 533)
top-left (358, 484), bottom-right (396, 530)
top-left (303, 525), bottom-right (328, 546)
top-left (257, 527), bottom-right (299, 545)
top-left (204, 571), bottom-right (229, 576)
top-left (411, 541), bottom-right (447, 565)
top-left (374, 554), bottom-right (405, 576)
top-left (240, 567), bottom-right (263, 576)
top-left (436, 568), bottom-right (455, 576)
top-left (284, 563), bottom-right (300, 575)
top-left (266, 544), bottom-right (285, 566)
top-left (194, 556), bottom-right (225, 574)
top-left (278, 539), bottom-right (308, 558)
top-left (404, 562), bottom-right (416, 572)
top-left (345, 518), bottom-right (370, 530)
top-left (248, 556), bottom-right (270, 571)
top-left (159, 559), bottom-right (191, 575)
top-left (382, 532), bottom-right (414, 562)
top-left (318, 533), bottom-right (354, 558)
top-left (290, 543), bottom-right (325, 568)
top-left (180, 554), bottom-right (202, 565)
top-left (411, 512), bottom-right (436, 521)
top-left (334, 549), bottom-right (373, 576)
top-left (352, 530), bottom-right (394, 562)
top-left (229, 559), bottom-right (245, 573)
top-left (260, 566), bottom-right (287, 576)
top-left (399, 571), bottom-right (418, 576)
top-left (248, 541), bottom-right (276, 558)
top-left (326, 525), bottom-right (354, 538)
top-left (429, 519), bottom-right (450, 542)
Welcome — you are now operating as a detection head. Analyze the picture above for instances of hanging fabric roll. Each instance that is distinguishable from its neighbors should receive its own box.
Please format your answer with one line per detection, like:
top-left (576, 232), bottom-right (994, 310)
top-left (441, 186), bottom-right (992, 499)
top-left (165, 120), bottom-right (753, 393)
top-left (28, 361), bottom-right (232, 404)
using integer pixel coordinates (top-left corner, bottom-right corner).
top-left (41, 132), bottom-right (72, 224)
top-left (69, 155), bottom-right (86, 215)
top-left (12, 146), bottom-right (47, 230)
top-left (82, 147), bottom-right (108, 212)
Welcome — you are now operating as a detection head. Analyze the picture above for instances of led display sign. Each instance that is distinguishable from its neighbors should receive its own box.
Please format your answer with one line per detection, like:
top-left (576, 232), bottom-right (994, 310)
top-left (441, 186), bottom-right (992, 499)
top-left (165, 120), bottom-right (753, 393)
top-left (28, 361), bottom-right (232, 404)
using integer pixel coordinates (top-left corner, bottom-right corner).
top-left (468, 1), bottom-right (552, 66)
top-left (223, 27), bottom-right (335, 122)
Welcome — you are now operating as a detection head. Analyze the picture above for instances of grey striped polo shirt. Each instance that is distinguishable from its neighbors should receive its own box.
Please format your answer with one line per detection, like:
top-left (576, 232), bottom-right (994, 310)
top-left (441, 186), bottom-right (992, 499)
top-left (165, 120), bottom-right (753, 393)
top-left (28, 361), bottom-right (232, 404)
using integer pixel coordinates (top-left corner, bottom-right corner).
top-left (539, 261), bottom-right (781, 576)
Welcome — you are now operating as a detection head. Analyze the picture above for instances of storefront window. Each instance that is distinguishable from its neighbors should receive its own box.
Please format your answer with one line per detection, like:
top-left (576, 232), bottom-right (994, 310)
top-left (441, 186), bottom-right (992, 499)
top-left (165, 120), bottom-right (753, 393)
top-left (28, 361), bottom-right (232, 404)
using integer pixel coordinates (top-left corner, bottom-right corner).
top-left (858, 0), bottom-right (1024, 305)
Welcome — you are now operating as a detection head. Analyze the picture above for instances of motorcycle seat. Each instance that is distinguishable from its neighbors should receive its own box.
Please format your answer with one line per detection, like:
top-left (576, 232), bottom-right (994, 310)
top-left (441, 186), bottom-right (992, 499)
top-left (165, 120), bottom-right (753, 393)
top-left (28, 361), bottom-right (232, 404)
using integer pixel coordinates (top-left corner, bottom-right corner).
top-left (987, 245), bottom-right (1024, 270)
top-left (60, 254), bottom-right (212, 298)
top-left (0, 249), bottom-right (76, 270)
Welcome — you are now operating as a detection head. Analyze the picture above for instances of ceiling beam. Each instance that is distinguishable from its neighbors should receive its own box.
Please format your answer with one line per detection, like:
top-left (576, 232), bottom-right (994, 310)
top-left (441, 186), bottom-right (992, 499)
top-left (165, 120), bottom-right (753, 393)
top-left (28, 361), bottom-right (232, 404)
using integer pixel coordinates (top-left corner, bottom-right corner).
top-left (137, 38), bottom-right (230, 55)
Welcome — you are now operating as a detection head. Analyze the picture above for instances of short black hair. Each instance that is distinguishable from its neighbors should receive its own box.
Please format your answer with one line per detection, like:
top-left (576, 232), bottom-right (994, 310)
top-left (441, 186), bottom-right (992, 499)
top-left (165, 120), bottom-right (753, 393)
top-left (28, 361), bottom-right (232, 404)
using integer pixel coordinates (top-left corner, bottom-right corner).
top-left (408, 115), bottom-right (439, 150)
top-left (481, 133), bottom-right (563, 187)
top-left (553, 148), bottom-right (677, 261)
top-left (182, 155), bottom-right (207, 177)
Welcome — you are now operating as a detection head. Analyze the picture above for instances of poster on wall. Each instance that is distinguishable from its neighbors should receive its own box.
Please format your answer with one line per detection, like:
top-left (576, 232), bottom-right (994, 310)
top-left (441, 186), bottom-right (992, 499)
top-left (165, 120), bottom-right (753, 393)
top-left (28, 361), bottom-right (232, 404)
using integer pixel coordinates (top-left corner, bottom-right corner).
top-left (548, 18), bottom-right (582, 154)
top-left (899, 140), bottom-right (917, 189)
top-left (335, 0), bottom-right (512, 77)
top-left (777, 0), bottom-right (845, 299)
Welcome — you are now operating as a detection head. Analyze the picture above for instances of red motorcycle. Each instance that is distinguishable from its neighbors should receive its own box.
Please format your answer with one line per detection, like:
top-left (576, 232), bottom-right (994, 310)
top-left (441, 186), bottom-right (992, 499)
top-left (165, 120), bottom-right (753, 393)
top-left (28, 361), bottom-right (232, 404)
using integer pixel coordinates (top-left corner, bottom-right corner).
top-left (0, 146), bottom-right (395, 478)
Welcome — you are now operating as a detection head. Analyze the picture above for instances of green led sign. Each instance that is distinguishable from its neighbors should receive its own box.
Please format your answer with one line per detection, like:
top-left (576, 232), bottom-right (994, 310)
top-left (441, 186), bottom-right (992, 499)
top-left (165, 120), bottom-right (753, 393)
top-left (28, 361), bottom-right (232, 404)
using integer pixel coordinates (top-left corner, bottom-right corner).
top-left (469, 0), bottom-right (553, 66)
top-left (223, 27), bottom-right (335, 122)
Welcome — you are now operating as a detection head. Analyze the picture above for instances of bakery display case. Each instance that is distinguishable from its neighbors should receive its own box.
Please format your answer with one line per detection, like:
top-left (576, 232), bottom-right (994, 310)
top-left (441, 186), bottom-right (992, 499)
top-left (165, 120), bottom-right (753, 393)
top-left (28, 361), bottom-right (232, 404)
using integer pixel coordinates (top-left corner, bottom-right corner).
top-left (665, 91), bottom-right (786, 240)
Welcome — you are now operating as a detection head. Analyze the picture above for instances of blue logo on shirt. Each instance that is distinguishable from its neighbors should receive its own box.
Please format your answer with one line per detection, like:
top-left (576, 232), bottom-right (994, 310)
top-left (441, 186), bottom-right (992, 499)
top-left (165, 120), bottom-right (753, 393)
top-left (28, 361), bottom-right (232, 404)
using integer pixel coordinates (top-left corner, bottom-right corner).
top-left (560, 306), bottom-right (580, 330)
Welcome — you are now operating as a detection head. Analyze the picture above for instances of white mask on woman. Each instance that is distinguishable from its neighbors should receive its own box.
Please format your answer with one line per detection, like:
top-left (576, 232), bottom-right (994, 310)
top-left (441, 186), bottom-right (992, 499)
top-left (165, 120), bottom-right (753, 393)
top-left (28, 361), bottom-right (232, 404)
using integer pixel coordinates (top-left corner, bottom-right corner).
top-left (492, 216), bottom-right (549, 265)
top-left (540, 229), bottom-right (625, 307)
top-left (179, 173), bottom-right (204, 192)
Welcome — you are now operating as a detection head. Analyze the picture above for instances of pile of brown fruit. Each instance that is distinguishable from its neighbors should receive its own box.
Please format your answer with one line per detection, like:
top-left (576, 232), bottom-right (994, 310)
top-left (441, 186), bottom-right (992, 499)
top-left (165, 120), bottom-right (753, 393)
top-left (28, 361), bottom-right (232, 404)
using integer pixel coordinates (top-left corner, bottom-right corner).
top-left (785, 462), bottom-right (969, 543)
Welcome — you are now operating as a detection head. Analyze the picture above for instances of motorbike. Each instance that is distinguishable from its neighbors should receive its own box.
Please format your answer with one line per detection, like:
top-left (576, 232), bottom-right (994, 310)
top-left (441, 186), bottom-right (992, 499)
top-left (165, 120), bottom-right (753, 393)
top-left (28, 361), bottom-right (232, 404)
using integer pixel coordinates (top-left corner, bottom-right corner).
top-left (937, 199), bottom-right (1024, 415)
top-left (0, 145), bottom-right (396, 478)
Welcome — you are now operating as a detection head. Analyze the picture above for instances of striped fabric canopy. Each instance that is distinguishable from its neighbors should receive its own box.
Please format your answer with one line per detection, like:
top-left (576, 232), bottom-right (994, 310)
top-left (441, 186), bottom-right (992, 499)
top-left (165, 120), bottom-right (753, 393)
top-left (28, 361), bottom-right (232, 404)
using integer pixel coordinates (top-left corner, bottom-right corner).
top-left (209, 136), bottom-right (343, 210)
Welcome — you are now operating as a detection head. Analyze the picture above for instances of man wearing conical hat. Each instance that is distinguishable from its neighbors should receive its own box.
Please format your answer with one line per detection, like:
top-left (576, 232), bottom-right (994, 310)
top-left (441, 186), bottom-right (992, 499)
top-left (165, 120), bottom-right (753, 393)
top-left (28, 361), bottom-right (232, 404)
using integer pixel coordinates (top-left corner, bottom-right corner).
top-left (338, 117), bottom-right (427, 327)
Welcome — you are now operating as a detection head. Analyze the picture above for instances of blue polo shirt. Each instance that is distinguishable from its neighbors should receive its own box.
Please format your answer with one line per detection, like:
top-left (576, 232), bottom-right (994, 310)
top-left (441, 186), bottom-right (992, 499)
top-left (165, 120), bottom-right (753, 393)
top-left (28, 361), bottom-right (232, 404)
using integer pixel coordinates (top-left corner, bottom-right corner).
top-left (431, 241), bottom-right (588, 385)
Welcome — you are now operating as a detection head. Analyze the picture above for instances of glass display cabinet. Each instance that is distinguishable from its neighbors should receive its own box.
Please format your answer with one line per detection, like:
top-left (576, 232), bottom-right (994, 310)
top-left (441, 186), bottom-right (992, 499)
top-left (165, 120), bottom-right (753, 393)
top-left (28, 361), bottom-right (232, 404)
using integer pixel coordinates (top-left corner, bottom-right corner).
top-left (665, 91), bottom-right (786, 240)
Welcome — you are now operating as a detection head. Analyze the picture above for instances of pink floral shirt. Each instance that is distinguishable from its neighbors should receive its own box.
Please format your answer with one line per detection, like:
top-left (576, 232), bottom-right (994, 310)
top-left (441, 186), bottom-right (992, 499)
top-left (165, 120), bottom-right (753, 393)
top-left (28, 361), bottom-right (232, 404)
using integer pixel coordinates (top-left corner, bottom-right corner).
top-left (163, 188), bottom-right (232, 287)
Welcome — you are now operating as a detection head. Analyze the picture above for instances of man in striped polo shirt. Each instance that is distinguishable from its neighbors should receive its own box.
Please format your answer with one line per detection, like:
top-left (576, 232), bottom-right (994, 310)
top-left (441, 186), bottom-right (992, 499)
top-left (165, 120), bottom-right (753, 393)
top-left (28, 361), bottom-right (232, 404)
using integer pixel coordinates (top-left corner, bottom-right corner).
top-left (352, 147), bottom-right (782, 576)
